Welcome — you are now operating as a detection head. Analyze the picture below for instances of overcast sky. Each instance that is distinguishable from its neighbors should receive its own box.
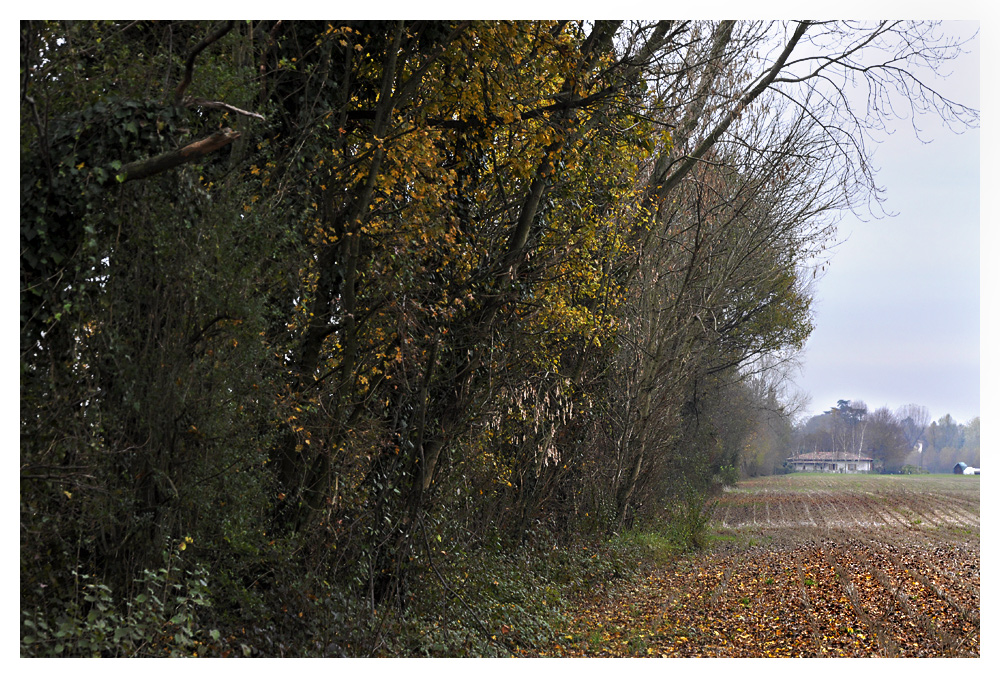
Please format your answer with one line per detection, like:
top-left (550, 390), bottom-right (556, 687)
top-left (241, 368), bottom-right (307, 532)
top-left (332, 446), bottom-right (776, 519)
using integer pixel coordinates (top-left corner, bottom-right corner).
top-left (790, 21), bottom-right (981, 425)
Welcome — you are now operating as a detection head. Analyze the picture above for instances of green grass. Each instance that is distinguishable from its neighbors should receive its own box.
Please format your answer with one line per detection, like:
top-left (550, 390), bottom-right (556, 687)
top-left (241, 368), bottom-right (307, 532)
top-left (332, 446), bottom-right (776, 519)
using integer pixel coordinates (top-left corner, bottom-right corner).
top-left (707, 530), bottom-right (760, 550)
top-left (740, 472), bottom-right (980, 496)
top-left (616, 529), bottom-right (684, 565)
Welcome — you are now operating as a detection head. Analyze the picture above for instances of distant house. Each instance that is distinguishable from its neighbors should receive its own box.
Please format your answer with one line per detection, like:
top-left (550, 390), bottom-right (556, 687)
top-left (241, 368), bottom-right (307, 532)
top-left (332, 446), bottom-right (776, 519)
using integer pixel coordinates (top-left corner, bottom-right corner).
top-left (963, 466), bottom-right (980, 476)
top-left (788, 452), bottom-right (873, 473)
top-left (954, 462), bottom-right (969, 474)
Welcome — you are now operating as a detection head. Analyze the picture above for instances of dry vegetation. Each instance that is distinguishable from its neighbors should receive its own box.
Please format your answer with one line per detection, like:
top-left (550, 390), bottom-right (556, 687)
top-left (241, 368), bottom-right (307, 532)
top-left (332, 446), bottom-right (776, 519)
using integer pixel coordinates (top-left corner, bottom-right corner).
top-left (525, 474), bottom-right (980, 657)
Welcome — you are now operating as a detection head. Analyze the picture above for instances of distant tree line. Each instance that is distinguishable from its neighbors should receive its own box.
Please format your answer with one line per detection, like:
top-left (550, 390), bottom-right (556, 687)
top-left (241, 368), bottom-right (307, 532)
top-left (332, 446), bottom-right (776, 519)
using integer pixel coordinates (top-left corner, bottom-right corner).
top-left (792, 401), bottom-right (980, 474)
top-left (917, 414), bottom-right (980, 472)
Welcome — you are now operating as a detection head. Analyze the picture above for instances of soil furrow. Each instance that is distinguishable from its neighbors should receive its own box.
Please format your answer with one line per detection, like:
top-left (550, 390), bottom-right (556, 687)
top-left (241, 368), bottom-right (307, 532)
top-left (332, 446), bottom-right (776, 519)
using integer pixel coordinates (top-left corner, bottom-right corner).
top-left (822, 546), bottom-right (899, 657)
top-left (540, 474), bottom-right (979, 658)
top-left (850, 543), bottom-right (957, 656)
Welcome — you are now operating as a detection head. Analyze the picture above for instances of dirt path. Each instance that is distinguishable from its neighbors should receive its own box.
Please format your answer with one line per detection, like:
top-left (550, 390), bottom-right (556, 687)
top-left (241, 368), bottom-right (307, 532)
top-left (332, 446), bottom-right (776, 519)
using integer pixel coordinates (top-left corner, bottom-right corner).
top-left (523, 474), bottom-right (980, 658)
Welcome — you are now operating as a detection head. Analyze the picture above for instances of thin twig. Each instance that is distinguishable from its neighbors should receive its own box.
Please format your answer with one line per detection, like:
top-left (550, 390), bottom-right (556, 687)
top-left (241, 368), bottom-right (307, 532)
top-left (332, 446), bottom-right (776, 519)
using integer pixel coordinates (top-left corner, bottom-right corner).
top-left (183, 97), bottom-right (266, 121)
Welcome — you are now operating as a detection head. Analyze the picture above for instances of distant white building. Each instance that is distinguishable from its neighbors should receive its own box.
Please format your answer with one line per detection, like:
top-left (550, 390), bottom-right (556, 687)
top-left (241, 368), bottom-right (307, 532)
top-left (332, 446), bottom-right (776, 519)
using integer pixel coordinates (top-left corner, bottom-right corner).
top-left (963, 466), bottom-right (981, 475)
top-left (788, 452), bottom-right (873, 473)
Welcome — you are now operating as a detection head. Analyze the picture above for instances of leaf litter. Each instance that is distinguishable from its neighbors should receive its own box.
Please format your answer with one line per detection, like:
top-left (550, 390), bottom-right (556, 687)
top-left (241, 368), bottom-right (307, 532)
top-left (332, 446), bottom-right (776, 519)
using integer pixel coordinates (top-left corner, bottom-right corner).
top-left (520, 475), bottom-right (979, 657)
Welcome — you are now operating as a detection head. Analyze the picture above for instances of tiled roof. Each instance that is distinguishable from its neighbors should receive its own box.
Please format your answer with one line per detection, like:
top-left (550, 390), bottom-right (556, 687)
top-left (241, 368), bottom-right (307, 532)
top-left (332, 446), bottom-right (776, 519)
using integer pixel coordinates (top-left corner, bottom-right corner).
top-left (789, 452), bottom-right (872, 463)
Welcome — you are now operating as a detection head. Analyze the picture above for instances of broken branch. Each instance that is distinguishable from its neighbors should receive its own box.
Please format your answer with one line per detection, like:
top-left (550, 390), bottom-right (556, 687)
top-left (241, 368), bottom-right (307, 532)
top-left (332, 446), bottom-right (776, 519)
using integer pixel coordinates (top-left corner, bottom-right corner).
top-left (183, 96), bottom-right (266, 121)
top-left (118, 127), bottom-right (241, 183)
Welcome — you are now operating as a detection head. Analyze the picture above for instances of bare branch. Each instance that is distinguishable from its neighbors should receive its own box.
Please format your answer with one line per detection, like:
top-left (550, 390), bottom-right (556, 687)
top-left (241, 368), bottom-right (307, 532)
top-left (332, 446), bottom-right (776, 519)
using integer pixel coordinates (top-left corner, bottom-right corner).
top-left (173, 20), bottom-right (234, 105)
top-left (652, 21), bottom-right (812, 203)
top-left (183, 96), bottom-right (266, 121)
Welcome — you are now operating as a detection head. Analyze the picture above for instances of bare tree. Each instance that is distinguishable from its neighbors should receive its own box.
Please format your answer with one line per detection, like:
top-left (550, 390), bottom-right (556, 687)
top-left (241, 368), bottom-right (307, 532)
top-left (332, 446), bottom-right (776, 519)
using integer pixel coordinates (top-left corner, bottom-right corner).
top-left (603, 19), bottom-right (976, 523)
top-left (867, 407), bottom-right (912, 472)
top-left (897, 403), bottom-right (931, 448)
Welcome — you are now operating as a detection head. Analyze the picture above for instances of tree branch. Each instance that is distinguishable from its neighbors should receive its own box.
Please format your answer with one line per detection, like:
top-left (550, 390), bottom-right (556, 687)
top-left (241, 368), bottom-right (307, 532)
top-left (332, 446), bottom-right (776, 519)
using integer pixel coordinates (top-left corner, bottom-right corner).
top-left (174, 20), bottom-right (235, 105)
top-left (183, 96), bottom-right (266, 121)
top-left (652, 21), bottom-right (811, 203)
top-left (118, 128), bottom-right (240, 183)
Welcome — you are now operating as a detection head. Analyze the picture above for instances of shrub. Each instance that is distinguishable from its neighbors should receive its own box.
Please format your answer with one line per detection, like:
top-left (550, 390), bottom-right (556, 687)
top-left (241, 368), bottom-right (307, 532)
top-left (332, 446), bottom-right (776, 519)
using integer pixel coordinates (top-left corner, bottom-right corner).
top-left (664, 489), bottom-right (716, 552)
top-left (21, 543), bottom-right (218, 657)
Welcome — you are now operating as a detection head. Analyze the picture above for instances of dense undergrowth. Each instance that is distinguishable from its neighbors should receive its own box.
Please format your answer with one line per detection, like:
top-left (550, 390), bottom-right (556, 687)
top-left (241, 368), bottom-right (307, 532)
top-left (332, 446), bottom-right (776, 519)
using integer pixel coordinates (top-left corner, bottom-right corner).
top-left (21, 507), bottom-right (708, 657)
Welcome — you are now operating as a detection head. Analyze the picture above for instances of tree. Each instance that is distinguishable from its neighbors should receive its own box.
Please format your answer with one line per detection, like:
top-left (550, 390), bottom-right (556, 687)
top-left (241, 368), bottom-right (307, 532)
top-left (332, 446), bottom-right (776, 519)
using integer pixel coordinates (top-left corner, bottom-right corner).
top-left (921, 414), bottom-right (978, 472)
top-left (961, 417), bottom-right (981, 467)
top-left (20, 22), bottom-right (286, 647)
top-left (865, 407), bottom-right (911, 473)
top-left (823, 400), bottom-right (869, 455)
top-left (896, 403), bottom-right (930, 459)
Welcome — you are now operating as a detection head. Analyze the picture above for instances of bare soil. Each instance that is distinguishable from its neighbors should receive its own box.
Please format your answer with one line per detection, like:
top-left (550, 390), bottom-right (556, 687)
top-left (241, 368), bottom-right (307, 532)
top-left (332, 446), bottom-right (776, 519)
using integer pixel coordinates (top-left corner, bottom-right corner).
top-left (535, 473), bottom-right (980, 657)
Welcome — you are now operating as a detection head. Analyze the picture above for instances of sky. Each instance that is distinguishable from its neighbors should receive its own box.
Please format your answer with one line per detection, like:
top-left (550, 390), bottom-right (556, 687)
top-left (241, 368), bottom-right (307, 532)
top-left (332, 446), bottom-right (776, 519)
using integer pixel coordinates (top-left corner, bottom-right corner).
top-left (790, 21), bottom-right (982, 426)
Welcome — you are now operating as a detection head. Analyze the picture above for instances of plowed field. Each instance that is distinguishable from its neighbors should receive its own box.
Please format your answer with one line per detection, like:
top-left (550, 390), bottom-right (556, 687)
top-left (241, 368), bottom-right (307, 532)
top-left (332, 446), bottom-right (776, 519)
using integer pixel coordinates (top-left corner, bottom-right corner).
top-left (540, 474), bottom-right (980, 658)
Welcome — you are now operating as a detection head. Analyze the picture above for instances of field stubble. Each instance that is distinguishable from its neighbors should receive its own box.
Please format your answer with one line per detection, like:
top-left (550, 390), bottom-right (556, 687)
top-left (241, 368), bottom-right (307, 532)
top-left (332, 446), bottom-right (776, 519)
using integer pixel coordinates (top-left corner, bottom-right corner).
top-left (545, 473), bottom-right (979, 658)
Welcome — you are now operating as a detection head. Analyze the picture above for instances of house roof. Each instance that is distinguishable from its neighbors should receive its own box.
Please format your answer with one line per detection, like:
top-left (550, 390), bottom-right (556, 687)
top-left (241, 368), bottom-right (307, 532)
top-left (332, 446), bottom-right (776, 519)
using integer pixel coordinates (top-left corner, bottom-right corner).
top-left (789, 452), bottom-right (872, 463)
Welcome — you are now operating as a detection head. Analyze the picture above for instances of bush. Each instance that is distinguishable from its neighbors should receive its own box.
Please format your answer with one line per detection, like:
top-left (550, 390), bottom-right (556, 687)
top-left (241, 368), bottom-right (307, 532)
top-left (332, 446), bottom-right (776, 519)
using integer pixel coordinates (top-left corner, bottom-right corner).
top-left (21, 542), bottom-right (218, 657)
top-left (662, 489), bottom-right (716, 552)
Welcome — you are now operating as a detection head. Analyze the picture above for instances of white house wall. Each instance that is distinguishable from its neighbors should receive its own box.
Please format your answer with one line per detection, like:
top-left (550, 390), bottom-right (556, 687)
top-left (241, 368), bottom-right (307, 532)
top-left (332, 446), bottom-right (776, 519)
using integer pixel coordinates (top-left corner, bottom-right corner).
top-left (788, 452), bottom-right (873, 473)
